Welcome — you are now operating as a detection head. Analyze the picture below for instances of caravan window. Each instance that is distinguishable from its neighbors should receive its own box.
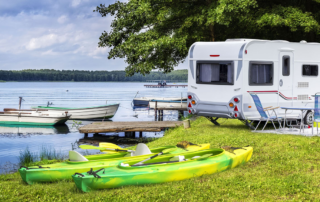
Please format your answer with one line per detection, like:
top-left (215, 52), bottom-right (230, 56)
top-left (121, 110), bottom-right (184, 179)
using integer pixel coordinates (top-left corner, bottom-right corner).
top-left (282, 56), bottom-right (290, 76)
top-left (302, 65), bottom-right (318, 76)
top-left (249, 62), bottom-right (273, 86)
top-left (196, 62), bottom-right (234, 85)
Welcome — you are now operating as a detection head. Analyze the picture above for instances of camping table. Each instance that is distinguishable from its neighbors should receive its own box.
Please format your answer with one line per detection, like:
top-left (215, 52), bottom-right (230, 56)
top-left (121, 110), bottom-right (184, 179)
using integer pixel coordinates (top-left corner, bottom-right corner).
top-left (281, 107), bottom-right (314, 134)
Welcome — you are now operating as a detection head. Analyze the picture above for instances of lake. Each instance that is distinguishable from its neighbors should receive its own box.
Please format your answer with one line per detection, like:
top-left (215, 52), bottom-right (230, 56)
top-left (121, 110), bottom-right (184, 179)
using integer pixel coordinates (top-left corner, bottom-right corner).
top-left (0, 82), bottom-right (188, 173)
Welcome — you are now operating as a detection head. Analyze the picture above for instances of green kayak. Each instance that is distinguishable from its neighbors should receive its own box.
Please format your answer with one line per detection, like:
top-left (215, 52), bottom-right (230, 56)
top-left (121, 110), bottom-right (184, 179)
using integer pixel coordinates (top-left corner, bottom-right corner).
top-left (72, 146), bottom-right (253, 192)
top-left (19, 143), bottom-right (210, 184)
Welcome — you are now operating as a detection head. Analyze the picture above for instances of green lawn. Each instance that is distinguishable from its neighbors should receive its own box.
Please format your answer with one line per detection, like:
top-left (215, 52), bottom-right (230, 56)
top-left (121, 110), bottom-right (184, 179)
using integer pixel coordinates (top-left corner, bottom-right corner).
top-left (1, 117), bottom-right (320, 201)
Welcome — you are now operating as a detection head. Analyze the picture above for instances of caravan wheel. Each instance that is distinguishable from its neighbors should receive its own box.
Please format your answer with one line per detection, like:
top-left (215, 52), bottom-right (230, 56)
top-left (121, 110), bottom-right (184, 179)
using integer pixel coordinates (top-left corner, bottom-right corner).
top-left (304, 110), bottom-right (314, 126)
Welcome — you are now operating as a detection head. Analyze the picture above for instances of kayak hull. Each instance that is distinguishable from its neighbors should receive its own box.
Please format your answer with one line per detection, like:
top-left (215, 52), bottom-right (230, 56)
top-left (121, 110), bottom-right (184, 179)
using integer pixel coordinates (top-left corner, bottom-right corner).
top-left (19, 144), bottom-right (210, 184)
top-left (72, 147), bottom-right (253, 192)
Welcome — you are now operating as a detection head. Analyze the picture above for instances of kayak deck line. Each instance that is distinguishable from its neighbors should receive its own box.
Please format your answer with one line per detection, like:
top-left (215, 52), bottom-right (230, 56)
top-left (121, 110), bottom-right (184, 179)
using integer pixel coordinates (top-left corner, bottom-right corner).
top-left (79, 121), bottom-right (184, 134)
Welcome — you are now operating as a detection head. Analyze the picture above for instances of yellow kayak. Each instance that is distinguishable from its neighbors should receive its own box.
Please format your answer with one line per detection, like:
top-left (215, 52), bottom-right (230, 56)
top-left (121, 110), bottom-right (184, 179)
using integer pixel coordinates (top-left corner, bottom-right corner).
top-left (73, 146), bottom-right (253, 192)
top-left (19, 143), bottom-right (210, 184)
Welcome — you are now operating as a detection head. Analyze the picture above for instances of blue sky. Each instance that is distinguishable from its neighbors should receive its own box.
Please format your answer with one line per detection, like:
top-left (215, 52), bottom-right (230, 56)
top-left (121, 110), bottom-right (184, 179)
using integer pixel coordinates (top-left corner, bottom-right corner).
top-left (0, 0), bottom-right (187, 71)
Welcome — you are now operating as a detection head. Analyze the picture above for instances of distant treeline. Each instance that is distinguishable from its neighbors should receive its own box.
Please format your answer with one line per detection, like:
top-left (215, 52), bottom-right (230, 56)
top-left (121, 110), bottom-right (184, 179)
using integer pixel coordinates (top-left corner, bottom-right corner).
top-left (0, 69), bottom-right (188, 82)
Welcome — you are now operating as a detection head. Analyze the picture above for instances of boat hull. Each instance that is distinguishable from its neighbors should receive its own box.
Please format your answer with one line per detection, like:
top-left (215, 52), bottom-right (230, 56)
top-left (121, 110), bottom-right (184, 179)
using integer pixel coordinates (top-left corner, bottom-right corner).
top-left (0, 113), bottom-right (69, 126)
top-left (35, 104), bottom-right (119, 120)
top-left (19, 144), bottom-right (210, 184)
top-left (72, 146), bottom-right (252, 192)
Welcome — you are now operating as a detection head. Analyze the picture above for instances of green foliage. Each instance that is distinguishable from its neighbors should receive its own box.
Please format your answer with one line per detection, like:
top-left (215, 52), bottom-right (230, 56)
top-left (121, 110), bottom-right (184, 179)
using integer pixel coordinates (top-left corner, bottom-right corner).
top-left (71, 120), bottom-right (83, 130)
top-left (2, 117), bottom-right (320, 201)
top-left (0, 69), bottom-right (187, 82)
top-left (95, 0), bottom-right (320, 76)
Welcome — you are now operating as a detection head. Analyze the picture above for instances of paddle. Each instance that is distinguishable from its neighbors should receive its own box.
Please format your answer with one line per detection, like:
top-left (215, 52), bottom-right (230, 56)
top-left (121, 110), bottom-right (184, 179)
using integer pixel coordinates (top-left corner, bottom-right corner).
top-left (132, 153), bottom-right (213, 167)
top-left (99, 142), bottom-right (122, 149)
top-left (79, 145), bottom-right (134, 153)
top-left (132, 148), bottom-right (176, 166)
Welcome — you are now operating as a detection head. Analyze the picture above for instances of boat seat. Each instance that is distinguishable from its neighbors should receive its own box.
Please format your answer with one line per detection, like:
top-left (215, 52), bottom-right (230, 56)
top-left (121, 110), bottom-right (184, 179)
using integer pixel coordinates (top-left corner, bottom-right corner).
top-left (69, 151), bottom-right (89, 162)
top-left (169, 155), bottom-right (185, 162)
top-left (133, 143), bottom-right (152, 156)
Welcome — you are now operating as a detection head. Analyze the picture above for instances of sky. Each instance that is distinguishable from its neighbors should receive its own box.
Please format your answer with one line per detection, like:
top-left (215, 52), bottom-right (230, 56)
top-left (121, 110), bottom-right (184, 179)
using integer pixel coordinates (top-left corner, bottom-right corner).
top-left (0, 0), bottom-right (187, 71)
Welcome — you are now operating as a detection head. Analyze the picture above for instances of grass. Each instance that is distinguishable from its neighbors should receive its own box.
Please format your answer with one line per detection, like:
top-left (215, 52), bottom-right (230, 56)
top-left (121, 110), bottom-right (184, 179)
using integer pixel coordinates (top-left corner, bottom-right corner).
top-left (1, 117), bottom-right (320, 201)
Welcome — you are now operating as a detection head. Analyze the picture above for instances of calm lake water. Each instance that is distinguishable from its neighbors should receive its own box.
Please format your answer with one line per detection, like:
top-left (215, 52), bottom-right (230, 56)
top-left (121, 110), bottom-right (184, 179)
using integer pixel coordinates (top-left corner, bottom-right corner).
top-left (0, 82), bottom-right (187, 173)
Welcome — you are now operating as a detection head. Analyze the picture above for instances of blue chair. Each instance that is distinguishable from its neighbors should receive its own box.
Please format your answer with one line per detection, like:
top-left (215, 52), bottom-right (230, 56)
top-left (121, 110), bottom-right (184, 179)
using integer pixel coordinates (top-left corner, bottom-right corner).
top-left (314, 93), bottom-right (320, 134)
top-left (249, 93), bottom-right (282, 131)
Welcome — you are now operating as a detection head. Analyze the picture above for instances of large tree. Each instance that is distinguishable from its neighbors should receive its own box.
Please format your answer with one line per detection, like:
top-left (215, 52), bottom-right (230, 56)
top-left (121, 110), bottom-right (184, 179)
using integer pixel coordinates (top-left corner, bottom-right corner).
top-left (95, 0), bottom-right (320, 76)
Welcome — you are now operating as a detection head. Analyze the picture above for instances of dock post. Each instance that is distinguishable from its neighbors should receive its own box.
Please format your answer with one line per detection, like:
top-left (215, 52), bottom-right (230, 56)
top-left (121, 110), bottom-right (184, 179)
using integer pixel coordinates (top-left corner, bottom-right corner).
top-left (183, 119), bottom-right (190, 129)
top-left (84, 133), bottom-right (88, 138)
top-left (154, 101), bottom-right (158, 121)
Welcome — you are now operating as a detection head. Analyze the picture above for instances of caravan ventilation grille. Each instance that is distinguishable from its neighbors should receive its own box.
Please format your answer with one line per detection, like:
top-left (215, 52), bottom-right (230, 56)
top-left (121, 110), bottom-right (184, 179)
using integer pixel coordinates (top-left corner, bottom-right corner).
top-left (298, 82), bottom-right (309, 88)
top-left (298, 95), bottom-right (309, 100)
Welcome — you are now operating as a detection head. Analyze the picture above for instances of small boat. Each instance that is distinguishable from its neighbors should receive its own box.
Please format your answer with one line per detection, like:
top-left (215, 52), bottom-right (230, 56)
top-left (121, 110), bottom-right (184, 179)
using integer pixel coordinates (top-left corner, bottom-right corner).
top-left (133, 97), bottom-right (187, 107)
top-left (0, 109), bottom-right (70, 126)
top-left (72, 146), bottom-right (252, 192)
top-left (149, 99), bottom-right (187, 109)
top-left (0, 97), bottom-right (70, 126)
top-left (19, 143), bottom-right (210, 184)
top-left (34, 104), bottom-right (120, 120)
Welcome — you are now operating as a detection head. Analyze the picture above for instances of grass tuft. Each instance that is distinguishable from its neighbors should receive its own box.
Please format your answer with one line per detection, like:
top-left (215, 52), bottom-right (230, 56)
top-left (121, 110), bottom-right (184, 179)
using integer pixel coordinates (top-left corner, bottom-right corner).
top-left (18, 147), bottom-right (37, 167)
top-left (18, 146), bottom-right (65, 167)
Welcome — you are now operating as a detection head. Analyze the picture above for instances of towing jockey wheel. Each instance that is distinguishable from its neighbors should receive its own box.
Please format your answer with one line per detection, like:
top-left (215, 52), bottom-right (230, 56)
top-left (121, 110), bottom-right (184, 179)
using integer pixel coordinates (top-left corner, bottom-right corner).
top-left (304, 110), bottom-right (314, 126)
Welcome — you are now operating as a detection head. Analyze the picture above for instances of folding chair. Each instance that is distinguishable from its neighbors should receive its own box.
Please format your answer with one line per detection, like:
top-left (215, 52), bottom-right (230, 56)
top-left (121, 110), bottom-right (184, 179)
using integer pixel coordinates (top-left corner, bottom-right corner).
top-left (249, 93), bottom-right (282, 131)
top-left (314, 93), bottom-right (320, 134)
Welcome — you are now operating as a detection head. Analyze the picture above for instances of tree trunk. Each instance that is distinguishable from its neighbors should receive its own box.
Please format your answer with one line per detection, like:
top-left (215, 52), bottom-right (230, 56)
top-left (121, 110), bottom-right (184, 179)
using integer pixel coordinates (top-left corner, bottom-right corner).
top-left (210, 24), bottom-right (215, 41)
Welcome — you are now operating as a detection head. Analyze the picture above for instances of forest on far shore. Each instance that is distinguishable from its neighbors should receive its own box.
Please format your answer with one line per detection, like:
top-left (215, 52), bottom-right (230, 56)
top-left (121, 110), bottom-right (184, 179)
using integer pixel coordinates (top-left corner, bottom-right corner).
top-left (0, 69), bottom-right (188, 82)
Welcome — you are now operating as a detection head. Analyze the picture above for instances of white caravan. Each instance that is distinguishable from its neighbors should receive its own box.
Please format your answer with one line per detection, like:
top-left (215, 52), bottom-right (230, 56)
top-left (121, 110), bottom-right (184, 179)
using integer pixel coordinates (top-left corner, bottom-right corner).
top-left (187, 39), bottom-right (319, 127)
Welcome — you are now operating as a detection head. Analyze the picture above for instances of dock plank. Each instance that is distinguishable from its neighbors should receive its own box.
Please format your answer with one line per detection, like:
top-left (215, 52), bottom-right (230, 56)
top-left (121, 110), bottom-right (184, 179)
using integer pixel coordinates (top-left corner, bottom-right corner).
top-left (79, 121), bottom-right (183, 133)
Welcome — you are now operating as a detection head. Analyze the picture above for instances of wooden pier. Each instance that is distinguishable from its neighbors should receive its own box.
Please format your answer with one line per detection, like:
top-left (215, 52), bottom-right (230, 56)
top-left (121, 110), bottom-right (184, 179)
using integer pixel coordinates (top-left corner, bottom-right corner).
top-left (144, 85), bottom-right (187, 88)
top-left (79, 121), bottom-right (183, 135)
top-left (153, 100), bottom-right (187, 121)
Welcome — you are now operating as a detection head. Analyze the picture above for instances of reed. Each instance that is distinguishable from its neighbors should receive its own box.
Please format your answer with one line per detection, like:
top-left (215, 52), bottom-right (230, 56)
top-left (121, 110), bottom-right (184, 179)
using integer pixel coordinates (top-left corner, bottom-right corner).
top-left (39, 146), bottom-right (64, 161)
top-left (18, 147), bottom-right (37, 167)
top-left (18, 146), bottom-right (65, 167)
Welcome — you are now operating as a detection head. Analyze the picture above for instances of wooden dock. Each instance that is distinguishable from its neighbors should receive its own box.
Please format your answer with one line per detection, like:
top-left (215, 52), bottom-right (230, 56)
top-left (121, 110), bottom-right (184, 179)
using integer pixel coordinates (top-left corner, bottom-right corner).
top-left (79, 121), bottom-right (183, 134)
top-left (144, 85), bottom-right (187, 88)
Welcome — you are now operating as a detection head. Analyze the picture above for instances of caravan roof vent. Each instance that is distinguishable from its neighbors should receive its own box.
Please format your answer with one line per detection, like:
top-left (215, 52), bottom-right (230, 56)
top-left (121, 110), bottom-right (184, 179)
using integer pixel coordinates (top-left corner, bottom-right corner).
top-left (300, 40), bottom-right (307, 43)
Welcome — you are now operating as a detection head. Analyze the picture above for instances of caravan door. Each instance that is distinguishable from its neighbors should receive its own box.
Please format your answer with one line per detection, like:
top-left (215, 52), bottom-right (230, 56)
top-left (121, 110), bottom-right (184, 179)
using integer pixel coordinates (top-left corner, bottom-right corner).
top-left (278, 51), bottom-right (294, 110)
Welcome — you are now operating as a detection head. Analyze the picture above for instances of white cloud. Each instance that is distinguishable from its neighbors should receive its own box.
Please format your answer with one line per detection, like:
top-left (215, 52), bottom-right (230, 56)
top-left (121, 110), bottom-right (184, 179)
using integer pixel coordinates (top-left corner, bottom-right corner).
top-left (71, 0), bottom-right (82, 7)
top-left (88, 47), bottom-right (108, 58)
top-left (57, 15), bottom-right (68, 24)
top-left (26, 34), bottom-right (68, 50)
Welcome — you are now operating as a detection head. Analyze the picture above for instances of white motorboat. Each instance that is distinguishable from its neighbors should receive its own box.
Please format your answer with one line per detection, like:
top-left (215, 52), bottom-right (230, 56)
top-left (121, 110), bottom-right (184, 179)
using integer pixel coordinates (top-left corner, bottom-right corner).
top-left (34, 104), bottom-right (120, 120)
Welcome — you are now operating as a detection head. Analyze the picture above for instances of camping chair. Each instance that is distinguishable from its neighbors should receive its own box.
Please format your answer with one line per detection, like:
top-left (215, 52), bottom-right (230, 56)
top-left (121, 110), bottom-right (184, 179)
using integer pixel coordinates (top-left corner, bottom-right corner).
top-left (314, 93), bottom-right (320, 134)
top-left (249, 93), bottom-right (282, 131)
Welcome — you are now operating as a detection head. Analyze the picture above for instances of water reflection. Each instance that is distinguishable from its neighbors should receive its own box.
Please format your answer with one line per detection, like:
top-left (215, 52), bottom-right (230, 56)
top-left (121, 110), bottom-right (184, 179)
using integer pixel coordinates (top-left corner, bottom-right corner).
top-left (0, 124), bottom-right (70, 136)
